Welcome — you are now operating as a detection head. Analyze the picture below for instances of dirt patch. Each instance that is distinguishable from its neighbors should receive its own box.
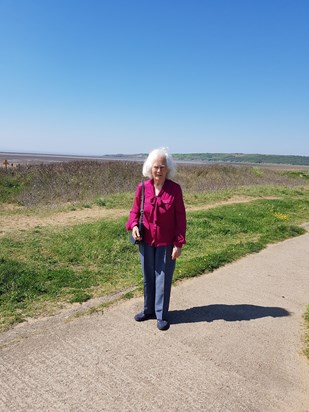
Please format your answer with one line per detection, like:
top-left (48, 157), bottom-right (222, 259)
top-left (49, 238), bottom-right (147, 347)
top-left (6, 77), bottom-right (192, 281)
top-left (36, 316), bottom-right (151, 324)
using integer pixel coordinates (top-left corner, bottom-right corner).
top-left (187, 195), bottom-right (278, 211)
top-left (0, 207), bottom-right (128, 236)
top-left (0, 204), bottom-right (24, 211)
top-left (0, 196), bottom-right (278, 236)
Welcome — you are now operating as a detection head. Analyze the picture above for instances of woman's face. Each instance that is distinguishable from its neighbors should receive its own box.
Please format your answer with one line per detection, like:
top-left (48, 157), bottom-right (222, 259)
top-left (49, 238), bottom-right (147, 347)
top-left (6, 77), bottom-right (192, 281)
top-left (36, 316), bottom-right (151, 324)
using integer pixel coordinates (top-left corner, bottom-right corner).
top-left (151, 156), bottom-right (168, 186)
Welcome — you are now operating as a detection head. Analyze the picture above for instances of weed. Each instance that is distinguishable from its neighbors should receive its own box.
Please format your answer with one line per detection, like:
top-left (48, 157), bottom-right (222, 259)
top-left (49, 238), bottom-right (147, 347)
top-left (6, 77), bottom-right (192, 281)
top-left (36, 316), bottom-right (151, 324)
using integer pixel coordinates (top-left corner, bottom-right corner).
top-left (283, 171), bottom-right (309, 180)
top-left (123, 291), bottom-right (135, 299)
top-left (69, 291), bottom-right (92, 303)
top-left (95, 197), bottom-right (106, 207)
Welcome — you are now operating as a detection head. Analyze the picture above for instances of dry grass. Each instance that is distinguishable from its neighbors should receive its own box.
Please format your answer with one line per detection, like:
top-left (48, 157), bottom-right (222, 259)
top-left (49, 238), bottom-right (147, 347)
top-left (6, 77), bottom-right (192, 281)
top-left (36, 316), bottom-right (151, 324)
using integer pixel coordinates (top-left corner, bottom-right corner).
top-left (176, 164), bottom-right (300, 192)
top-left (1, 160), bottom-right (306, 207)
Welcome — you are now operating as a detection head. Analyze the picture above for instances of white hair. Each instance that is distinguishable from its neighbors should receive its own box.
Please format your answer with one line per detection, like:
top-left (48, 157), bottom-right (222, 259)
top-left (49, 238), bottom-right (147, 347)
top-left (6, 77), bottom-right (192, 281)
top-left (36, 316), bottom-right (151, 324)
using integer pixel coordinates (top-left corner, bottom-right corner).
top-left (142, 147), bottom-right (177, 179)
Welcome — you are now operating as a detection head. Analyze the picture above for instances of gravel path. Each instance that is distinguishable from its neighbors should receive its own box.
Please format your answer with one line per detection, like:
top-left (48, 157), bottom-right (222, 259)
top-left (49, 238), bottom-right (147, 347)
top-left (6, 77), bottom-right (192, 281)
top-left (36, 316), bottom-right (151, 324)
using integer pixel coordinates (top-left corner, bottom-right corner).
top-left (1, 232), bottom-right (308, 411)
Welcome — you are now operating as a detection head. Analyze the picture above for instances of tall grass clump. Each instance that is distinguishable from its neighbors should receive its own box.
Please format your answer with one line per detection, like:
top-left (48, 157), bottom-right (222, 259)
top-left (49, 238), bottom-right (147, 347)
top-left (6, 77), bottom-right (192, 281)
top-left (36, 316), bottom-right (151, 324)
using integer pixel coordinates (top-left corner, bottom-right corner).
top-left (0, 166), bottom-right (30, 203)
top-left (15, 161), bottom-right (143, 206)
top-left (176, 163), bottom-right (307, 192)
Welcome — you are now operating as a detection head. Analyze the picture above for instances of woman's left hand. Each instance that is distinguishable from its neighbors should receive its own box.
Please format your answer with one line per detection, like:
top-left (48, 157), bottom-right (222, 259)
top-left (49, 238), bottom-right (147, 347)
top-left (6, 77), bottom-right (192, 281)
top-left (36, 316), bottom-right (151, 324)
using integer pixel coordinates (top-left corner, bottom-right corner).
top-left (172, 246), bottom-right (182, 260)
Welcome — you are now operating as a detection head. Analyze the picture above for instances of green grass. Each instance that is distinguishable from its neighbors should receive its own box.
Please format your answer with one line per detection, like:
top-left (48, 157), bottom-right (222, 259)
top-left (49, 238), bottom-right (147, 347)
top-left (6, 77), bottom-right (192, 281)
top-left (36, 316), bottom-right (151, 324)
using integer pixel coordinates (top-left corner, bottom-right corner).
top-left (184, 185), bottom-right (309, 208)
top-left (175, 198), bottom-right (308, 280)
top-left (173, 152), bottom-right (309, 166)
top-left (1, 195), bottom-right (309, 331)
top-left (0, 174), bottom-right (26, 203)
top-left (282, 170), bottom-right (309, 180)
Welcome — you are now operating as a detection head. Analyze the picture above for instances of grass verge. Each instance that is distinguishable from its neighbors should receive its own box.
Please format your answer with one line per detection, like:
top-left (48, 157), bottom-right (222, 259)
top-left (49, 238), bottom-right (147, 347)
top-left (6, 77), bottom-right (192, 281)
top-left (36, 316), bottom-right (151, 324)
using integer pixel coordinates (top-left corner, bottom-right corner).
top-left (0, 195), bottom-right (309, 332)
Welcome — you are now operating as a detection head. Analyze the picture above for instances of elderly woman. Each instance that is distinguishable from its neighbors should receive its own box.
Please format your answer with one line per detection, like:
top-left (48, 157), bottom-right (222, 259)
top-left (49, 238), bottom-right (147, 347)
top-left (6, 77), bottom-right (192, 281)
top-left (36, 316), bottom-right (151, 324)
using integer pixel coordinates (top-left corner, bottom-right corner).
top-left (126, 147), bottom-right (186, 331)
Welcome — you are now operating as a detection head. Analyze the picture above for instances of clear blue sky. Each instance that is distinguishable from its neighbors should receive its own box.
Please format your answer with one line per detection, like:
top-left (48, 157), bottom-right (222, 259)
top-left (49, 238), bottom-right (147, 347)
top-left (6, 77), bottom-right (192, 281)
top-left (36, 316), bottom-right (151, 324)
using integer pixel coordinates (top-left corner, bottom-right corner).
top-left (0, 0), bottom-right (308, 156)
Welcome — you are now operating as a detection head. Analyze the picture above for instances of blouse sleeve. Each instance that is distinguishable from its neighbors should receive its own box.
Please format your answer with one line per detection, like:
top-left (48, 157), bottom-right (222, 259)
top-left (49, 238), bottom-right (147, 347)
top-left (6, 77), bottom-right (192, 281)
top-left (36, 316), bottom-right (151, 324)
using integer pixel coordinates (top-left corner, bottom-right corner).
top-left (126, 183), bottom-right (142, 231)
top-left (174, 185), bottom-right (186, 248)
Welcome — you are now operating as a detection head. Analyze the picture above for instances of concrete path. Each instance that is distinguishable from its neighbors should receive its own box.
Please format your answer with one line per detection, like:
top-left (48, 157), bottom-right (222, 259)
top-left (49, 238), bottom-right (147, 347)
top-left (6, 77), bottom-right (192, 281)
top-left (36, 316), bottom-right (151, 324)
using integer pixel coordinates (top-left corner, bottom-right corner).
top-left (1, 233), bottom-right (309, 411)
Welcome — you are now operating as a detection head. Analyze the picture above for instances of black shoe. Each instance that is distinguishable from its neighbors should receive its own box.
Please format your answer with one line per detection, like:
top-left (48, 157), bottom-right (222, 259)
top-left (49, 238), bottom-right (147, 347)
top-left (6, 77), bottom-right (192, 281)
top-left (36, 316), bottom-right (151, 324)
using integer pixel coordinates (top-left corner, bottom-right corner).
top-left (134, 312), bottom-right (156, 322)
top-left (157, 320), bottom-right (170, 331)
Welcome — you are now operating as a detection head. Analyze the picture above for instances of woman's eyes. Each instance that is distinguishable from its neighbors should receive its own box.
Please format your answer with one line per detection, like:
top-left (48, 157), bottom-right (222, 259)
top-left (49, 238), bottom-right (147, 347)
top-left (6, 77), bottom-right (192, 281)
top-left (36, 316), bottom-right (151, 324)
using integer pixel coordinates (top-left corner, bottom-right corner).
top-left (153, 166), bottom-right (166, 170)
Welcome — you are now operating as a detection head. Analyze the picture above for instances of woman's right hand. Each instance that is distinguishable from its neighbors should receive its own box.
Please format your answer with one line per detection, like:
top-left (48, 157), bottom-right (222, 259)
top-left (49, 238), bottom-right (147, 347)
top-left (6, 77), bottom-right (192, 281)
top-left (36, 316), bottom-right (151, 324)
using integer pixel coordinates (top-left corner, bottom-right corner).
top-left (132, 225), bottom-right (142, 242)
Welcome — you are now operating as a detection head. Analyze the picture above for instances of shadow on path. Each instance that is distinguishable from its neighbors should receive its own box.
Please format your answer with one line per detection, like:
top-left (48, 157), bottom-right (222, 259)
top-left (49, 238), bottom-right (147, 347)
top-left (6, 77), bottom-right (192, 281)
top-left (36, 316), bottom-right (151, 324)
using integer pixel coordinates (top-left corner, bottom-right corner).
top-left (169, 304), bottom-right (290, 324)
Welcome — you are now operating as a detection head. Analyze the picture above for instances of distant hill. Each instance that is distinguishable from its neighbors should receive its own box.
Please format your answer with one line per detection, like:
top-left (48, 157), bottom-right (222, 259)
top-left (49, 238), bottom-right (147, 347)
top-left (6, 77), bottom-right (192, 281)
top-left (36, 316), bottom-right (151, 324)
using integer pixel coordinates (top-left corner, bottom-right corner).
top-left (172, 153), bottom-right (309, 166)
top-left (1, 151), bottom-right (308, 167)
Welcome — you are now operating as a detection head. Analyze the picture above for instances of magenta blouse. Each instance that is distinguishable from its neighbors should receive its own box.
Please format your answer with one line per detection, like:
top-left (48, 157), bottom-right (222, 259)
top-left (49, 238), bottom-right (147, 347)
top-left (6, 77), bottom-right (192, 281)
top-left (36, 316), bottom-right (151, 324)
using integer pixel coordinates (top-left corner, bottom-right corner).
top-left (126, 179), bottom-right (186, 248)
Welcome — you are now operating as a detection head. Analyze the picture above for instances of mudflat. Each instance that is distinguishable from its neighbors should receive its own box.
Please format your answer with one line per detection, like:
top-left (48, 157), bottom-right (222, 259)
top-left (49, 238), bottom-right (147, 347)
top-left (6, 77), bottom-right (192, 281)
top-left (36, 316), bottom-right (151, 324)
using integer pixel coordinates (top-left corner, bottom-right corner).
top-left (1, 151), bottom-right (309, 170)
top-left (0, 232), bottom-right (308, 411)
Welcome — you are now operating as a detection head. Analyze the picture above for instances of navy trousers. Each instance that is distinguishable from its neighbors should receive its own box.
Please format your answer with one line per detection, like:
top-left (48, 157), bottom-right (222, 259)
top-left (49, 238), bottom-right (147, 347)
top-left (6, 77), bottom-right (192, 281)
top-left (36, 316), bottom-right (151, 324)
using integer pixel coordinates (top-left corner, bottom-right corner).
top-left (139, 243), bottom-right (176, 320)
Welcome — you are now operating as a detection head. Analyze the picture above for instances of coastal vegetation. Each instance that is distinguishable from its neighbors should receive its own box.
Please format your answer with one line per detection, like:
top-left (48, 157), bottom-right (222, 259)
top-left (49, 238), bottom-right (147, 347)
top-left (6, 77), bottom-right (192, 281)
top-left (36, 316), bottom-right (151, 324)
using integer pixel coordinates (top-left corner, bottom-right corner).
top-left (173, 152), bottom-right (309, 166)
top-left (1, 160), bottom-right (308, 207)
top-left (0, 160), bottom-right (309, 351)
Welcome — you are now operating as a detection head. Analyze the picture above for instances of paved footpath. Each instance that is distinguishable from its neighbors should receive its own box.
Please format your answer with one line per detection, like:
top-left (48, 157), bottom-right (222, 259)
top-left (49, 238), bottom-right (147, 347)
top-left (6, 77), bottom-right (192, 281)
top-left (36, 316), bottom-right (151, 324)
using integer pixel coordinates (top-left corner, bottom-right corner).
top-left (1, 232), bottom-right (309, 412)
